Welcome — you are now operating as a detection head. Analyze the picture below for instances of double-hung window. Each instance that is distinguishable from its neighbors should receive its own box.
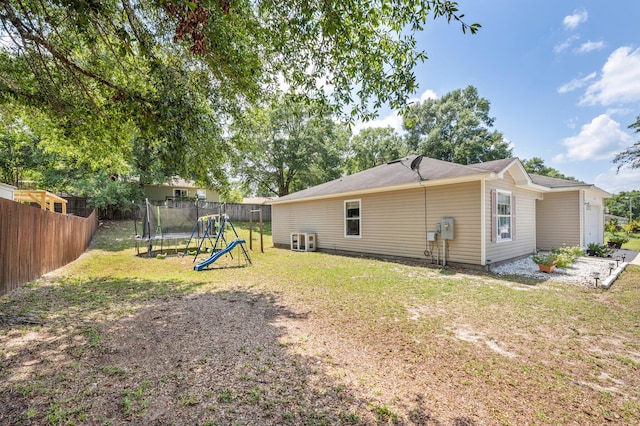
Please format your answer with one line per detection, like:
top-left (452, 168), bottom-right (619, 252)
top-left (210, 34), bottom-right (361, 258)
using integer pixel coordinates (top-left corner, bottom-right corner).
top-left (496, 190), bottom-right (512, 241)
top-left (345, 200), bottom-right (361, 237)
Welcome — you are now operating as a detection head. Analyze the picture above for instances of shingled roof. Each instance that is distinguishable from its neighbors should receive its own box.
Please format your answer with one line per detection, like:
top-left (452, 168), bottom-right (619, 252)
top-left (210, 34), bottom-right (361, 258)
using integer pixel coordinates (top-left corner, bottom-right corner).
top-left (271, 155), bottom-right (610, 204)
top-left (273, 155), bottom-right (512, 203)
top-left (528, 173), bottom-right (587, 188)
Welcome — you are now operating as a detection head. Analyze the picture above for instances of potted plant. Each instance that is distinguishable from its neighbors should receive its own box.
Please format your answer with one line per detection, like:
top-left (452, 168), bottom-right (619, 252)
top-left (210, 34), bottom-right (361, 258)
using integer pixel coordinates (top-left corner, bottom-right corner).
top-left (606, 232), bottom-right (630, 249)
top-left (532, 253), bottom-right (557, 273)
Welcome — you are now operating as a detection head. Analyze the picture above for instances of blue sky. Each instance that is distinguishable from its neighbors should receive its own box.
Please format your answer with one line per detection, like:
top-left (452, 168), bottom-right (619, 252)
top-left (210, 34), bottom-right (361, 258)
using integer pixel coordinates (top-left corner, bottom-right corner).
top-left (356, 1), bottom-right (640, 194)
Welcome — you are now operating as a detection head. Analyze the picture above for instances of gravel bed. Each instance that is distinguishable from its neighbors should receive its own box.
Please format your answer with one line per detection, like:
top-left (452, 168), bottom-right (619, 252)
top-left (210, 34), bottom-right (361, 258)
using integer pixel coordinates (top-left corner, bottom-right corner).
top-left (491, 255), bottom-right (618, 287)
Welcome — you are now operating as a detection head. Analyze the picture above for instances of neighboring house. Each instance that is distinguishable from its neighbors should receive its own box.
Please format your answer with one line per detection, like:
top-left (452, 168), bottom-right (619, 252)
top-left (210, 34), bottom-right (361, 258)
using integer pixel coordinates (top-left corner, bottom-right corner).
top-left (0, 182), bottom-right (16, 200)
top-left (242, 197), bottom-right (277, 205)
top-left (143, 177), bottom-right (219, 202)
top-left (270, 155), bottom-right (610, 269)
top-left (604, 214), bottom-right (628, 226)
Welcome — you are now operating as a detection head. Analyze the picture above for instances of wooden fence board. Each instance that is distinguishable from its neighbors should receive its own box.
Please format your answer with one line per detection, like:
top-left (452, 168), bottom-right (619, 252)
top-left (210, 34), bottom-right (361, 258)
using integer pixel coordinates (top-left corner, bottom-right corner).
top-left (0, 198), bottom-right (98, 297)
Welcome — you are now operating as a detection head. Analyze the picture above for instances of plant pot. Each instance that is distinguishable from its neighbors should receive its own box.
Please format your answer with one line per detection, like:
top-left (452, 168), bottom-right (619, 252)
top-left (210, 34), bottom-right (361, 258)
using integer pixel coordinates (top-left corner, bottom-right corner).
top-left (537, 263), bottom-right (556, 273)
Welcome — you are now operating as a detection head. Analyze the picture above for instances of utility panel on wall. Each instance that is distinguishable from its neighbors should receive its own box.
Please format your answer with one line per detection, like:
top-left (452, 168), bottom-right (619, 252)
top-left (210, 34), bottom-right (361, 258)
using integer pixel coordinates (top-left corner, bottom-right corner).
top-left (440, 217), bottom-right (455, 240)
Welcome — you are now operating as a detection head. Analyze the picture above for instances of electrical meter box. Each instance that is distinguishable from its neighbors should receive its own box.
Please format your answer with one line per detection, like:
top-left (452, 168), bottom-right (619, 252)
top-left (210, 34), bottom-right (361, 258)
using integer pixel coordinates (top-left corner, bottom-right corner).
top-left (427, 231), bottom-right (438, 241)
top-left (440, 217), bottom-right (455, 240)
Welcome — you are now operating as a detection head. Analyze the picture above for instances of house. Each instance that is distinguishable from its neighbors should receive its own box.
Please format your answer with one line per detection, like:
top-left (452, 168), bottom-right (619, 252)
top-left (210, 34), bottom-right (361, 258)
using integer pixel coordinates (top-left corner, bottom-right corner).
top-left (242, 197), bottom-right (277, 205)
top-left (528, 174), bottom-right (610, 251)
top-left (270, 156), bottom-right (610, 269)
top-left (143, 177), bottom-right (220, 202)
top-left (0, 182), bottom-right (16, 200)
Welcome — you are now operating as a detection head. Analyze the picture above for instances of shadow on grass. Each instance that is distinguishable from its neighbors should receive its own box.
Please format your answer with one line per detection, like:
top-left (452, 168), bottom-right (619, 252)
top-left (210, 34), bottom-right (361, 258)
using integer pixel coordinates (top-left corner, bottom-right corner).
top-left (1, 279), bottom-right (476, 426)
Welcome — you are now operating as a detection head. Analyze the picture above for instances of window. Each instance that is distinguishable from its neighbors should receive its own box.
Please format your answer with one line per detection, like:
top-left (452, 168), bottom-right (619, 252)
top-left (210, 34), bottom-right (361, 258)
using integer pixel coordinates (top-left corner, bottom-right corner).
top-left (345, 200), bottom-right (361, 237)
top-left (496, 191), bottom-right (512, 241)
top-left (174, 189), bottom-right (188, 198)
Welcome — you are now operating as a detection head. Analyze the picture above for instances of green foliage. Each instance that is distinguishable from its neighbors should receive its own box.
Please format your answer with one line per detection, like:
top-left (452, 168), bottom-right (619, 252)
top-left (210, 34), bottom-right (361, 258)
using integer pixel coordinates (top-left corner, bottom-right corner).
top-left (0, 110), bottom-right (48, 186)
top-left (534, 246), bottom-right (583, 268)
top-left (220, 187), bottom-right (244, 204)
top-left (522, 157), bottom-right (577, 181)
top-left (344, 127), bottom-right (407, 174)
top-left (605, 191), bottom-right (640, 221)
top-left (1, 0), bottom-right (481, 205)
top-left (532, 253), bottom-right (557, 267)
top-left (605, 218), bottom-right (621, 233)
top-left (74, 173), bottom-right (141, 212)
top-left (625, 220), bottom-right (640, 233)
top-left (402, 86), bottom-right (512, 164)
top-left (607, 232), bottom-right (630, 247)
top-left (231, 94), bottom-right (350, 196)
top-left (550, 246), bottom-right (583, 268)
top-left (586, 243), bottom-right (614, 258)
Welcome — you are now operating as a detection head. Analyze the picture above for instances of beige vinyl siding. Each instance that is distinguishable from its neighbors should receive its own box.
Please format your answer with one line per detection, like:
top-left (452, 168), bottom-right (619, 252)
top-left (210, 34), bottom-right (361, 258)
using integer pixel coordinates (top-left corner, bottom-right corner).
top-left (536, 191), bottom-right (580, 250)
top-left (272, 181), bottom-right (482, 265)
top-left (485, 174), bottom-right (538, 263)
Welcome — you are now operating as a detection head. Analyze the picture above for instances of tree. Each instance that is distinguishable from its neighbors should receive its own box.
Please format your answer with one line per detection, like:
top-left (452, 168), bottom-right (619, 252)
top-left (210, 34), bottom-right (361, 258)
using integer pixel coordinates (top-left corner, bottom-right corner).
top-left (613, 115), bottom-right (640, 171)
top-left (605, 190), bottom-right (640, 222)
top-left (402, 86), bottom-right (512, 164)
top-left (0, 0), bottom-right (479, 195)
top-left (0, 113), bottom-right (44, 186)
top-left (521, 157), bottom-right (577, 181)
top-left (344, 127), bottom-right (407, 174)
top-left (231, 95), bottom-right (349, 197)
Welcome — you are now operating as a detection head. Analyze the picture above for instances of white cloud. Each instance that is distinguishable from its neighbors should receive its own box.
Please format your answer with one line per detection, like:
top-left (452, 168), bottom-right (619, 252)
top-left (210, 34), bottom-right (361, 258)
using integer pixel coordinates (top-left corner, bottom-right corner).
top-left (352, 112), bottom-right (404, 135)
top-left (408, 88), bottom-right (438, 105)
top-left (577, 40), bottom-right (605, 53)
top-left (558, 72), bottom-right (596, 93)
top-left (594, 165), bottom-right (640, 194)
top-left (352, 89), bottom-right (437, 135)
top-left (553, 114), bottom-right (633, 162)
top-left (554, 35), bottom-right (580, 53)
top-left (563, 9), bottom-right (588, 30)
top-left (581, 46), bottom-right (640, 106)
top-left (419, 89), bottom-right (438, 102)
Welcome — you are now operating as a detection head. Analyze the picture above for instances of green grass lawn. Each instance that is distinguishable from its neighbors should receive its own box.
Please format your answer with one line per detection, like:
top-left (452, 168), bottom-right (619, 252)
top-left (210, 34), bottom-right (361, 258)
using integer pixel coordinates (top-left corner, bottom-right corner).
top-left (622, 233), bottom-right (640, 251)
top-left (1, 220), bottom-right (639, 425)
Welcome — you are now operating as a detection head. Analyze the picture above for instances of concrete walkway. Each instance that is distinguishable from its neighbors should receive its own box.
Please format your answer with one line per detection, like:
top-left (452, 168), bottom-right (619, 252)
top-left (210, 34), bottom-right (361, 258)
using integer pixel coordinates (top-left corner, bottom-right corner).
top-left (616, 249), bottom-right (640, 265)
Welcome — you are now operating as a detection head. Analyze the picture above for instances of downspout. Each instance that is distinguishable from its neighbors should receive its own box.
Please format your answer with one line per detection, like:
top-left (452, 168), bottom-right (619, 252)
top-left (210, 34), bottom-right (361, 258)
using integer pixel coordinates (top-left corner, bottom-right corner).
top-left (480, 179), bottom-right (486, 266)
top-left (580, 190), bottom-right (586, 247)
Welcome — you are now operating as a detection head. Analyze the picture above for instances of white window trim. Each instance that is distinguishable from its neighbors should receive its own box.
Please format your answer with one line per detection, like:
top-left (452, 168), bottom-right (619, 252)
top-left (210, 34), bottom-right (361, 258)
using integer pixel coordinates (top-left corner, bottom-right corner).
top-left (496, 190), bottom-right (512, 242)
top-left (344, 199), bottom-right (362, 238)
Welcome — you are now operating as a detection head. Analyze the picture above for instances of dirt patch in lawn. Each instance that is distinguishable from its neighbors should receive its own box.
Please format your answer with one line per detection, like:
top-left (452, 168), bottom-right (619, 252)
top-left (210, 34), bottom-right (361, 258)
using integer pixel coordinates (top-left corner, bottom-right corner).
top-left (1, 235), bottom-right (640, 425)
top-left (2, 291), bottom-right (383, 425)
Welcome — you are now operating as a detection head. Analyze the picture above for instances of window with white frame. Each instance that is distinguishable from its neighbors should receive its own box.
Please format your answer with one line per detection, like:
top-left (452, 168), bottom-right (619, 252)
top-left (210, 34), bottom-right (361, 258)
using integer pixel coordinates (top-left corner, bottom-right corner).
top-left (174, 189), bottom-right (188, 197)
top-left (345, 200), bottom-right (361, 237)
top-left (496, 190), bottom-right (512, 241)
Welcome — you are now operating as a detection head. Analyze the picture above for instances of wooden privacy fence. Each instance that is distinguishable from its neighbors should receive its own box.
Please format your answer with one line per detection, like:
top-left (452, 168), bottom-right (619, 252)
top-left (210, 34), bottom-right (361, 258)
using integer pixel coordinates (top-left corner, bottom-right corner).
top-left (0, 198), bottom-right (98, 297)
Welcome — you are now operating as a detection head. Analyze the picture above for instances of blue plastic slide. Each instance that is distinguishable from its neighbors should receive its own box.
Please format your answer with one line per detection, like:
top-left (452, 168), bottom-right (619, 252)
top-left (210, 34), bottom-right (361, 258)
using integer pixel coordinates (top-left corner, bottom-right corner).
top-left (194, 239), bottom-right (245, 271)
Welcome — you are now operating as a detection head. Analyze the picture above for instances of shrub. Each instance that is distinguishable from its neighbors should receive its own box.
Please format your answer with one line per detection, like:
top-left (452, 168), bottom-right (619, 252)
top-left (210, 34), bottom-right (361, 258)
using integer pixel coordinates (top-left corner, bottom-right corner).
top-left (550, 245), bottom-right (583, 268)
top-left (607, 232), bottom-right (630, 248)
top-left (624, 220), bottom-right (640, 233)
top-left (605, 218), bottom-right (620, 233)
top-left (586, 243), bottom-right (613, 258)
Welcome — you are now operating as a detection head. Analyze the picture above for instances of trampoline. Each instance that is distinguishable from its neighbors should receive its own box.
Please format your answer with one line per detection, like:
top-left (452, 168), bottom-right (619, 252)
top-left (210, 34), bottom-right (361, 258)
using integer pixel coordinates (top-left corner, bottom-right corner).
top-left (133, 199), bottom-right (223, 257)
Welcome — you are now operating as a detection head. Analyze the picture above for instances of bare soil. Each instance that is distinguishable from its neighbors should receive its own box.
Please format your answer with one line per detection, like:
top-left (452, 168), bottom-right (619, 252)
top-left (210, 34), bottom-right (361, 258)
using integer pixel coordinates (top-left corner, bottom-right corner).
top-left (1, 225), bottom-right (639, 425)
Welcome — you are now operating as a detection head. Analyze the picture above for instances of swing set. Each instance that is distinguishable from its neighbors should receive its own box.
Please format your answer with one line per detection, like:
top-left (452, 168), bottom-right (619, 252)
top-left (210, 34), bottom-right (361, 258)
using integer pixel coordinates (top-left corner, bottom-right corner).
top-left (186, 214), bottom-right (252, 270)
